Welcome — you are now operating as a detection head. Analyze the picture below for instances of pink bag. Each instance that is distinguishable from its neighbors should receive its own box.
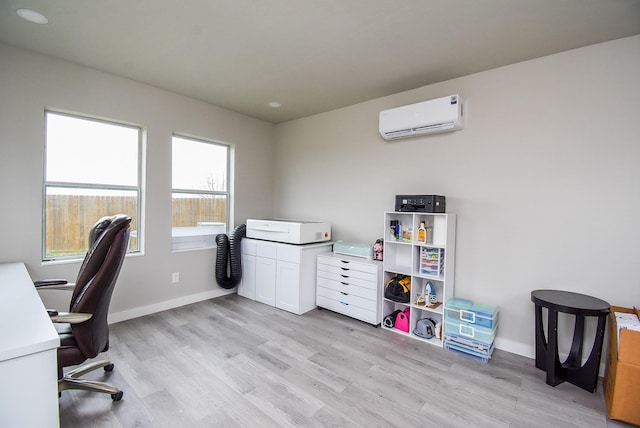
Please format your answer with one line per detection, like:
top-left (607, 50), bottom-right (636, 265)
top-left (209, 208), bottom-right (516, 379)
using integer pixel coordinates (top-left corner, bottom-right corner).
top-left (395, 307), bottom-right (410, 332)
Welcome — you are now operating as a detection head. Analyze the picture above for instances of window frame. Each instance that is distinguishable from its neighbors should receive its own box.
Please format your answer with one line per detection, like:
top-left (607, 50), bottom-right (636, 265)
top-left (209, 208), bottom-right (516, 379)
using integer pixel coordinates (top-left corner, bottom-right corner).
top-left (171, 134), bottom-right (231, 251)
top-left (42, 110), bottom-right (143, 262)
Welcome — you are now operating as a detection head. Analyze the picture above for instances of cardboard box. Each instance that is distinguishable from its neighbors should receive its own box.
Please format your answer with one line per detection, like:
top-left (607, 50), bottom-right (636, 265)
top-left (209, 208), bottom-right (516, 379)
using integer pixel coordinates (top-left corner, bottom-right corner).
top-left (604, 306), bottom-right (640, 426)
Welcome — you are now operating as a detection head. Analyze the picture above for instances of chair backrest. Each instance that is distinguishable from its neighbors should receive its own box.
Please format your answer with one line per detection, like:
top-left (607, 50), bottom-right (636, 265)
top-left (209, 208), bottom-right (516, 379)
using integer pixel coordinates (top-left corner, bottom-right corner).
top-left (69, 214), bottom-right (131, 358)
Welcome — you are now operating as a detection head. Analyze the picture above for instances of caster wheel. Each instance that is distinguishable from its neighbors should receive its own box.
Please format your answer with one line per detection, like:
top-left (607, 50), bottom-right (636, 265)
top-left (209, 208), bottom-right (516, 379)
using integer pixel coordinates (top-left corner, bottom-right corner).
top-left (111, 391), bottom-right (123, 401)
top-left (104, 363), bottom-right (115, 372)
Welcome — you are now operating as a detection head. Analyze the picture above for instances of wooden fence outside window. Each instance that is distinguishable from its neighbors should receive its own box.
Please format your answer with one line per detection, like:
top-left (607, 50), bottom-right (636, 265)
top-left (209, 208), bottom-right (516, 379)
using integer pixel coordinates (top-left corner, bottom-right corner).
top-left (45, 194), bottom-right (225, 256)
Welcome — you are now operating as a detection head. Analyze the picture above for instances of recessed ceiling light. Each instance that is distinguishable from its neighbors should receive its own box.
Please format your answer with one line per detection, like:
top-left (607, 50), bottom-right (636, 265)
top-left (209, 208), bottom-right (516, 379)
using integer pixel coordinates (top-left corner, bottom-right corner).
top-left (267, 101), bottom-right (282, 108)
top-left (16, 8), bottom-right (49, 24)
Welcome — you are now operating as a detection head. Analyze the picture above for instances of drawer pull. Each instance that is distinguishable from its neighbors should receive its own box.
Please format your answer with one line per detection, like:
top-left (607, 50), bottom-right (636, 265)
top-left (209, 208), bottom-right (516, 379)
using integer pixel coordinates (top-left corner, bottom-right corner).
top-left (341, 274), bottom-right (349, 278)
top-left (341, 260), bottom-right (350, 264)
top-left (341, 267), bottom-right (350, 271)
top-left (340, 292), bottom-right (348, 295)
top-left (340, 301), bottom-right (349, 306)
top-left (459, 324), bottom-right (475, 338)
top-left (459, 309), bottom-right (476, 324)
top-left (341, 282), bottom-right (348, 285)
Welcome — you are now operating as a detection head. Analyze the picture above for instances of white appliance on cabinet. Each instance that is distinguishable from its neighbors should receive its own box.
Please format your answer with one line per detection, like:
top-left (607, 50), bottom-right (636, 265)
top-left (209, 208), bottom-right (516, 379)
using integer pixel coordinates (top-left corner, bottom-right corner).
top-left (246, 218), bottom-right (331, 244)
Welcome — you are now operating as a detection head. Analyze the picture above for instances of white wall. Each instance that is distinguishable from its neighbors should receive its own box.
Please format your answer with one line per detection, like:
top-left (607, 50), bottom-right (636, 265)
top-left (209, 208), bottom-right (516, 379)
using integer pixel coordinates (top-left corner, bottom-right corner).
top-left (1, 35), bottom-right (639, 359)
top-left (0, 43), bottom-right (275, 320)
top-left (273, 35), bottom-right (640, 357)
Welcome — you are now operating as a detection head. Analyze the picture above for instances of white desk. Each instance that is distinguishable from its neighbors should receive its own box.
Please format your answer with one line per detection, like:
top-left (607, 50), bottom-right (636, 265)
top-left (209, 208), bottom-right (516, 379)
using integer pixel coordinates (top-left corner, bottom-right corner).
top-left (0, 262), bottom-right (60, 428)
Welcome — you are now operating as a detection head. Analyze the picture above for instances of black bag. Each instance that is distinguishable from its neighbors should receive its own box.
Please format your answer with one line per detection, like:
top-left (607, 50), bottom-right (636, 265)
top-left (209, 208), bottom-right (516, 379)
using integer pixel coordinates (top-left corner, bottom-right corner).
top-left (383, 310), bottom-right (402, 328)
top-left (384, 275), bottom-right (411, 303)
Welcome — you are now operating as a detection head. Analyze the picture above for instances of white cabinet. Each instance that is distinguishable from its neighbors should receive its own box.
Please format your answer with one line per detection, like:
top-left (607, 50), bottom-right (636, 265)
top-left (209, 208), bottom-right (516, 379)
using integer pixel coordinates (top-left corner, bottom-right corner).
top-left (239, 238), bottom-right (331, 315)
top-left (275, 243), bottom-right (302, 313)
top-left (256, 256), bottom-right (277, 305)
top-left (275, 260), bottom-right (300, 312)
top-left (237, 239), bottom-right (256, 299)
top-left (0, 263), bottom-right (60, 428)
top-left (316, 253), bottom-right (383, 325)
top-left (381, 211), bottom-right (456, 347)
top-left (255, 240), bottom-right (278, 305)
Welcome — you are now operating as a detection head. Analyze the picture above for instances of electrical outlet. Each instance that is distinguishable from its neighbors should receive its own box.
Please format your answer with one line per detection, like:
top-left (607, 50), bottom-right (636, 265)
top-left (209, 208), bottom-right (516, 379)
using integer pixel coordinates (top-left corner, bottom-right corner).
top-left (171, 272), bottom-right (180, 283)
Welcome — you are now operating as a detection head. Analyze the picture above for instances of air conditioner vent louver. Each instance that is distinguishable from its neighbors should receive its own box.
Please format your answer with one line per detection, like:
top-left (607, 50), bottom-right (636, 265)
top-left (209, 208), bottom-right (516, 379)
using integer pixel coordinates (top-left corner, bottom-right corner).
top-left (379, 95), bottom-right (464, 140)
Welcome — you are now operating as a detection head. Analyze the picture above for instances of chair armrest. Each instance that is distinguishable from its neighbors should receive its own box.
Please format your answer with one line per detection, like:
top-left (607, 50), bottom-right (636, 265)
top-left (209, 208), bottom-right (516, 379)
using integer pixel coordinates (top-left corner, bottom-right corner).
top-left (50, 312), bottom-right (93, 324)
top-left (34, 279), bottom-right (67, 286)
top-left (34, 279), bottom-right (75, 291)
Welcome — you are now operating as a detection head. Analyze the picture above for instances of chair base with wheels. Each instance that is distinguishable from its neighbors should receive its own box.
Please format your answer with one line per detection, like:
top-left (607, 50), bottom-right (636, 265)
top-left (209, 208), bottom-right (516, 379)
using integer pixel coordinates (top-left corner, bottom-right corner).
top-left (59, 359), bottom-right (123, 401)
top-left (53, 318), bottom-right (124, 401)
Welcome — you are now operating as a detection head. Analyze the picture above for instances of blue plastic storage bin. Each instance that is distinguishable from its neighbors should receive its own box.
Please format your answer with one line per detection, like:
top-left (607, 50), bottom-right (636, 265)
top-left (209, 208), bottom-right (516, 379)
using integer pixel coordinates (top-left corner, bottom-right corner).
top-left (444, 297), bottom-right (498, 329)
top-left (444, 339), bottom-right (494, 363)
top-left (443, 332), bottom-right (493, 353)
top-left (444, 316), bottom-right (496, 346)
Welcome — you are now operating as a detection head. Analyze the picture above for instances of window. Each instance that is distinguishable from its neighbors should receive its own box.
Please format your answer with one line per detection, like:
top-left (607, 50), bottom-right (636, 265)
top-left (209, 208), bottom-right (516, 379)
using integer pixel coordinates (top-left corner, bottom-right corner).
top-left (172, 135), bottom-right (230, 250)
top-left (44, 111), bottom-right (141, 261)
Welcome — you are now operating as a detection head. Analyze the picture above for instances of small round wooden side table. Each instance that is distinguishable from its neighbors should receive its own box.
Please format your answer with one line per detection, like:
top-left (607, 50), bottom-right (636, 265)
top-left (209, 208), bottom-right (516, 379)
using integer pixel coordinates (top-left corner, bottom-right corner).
top-left (531, 289), bottom-right (610, 393)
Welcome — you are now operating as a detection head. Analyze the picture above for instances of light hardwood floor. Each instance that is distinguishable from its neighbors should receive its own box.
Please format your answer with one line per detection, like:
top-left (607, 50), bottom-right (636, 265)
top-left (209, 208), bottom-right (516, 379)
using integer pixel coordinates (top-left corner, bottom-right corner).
top-left (59, 294), bottom-right (630, 427)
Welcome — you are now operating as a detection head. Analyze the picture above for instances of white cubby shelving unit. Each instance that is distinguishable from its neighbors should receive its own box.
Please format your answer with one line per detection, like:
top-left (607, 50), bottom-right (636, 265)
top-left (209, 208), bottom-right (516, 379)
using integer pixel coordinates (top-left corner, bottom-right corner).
top-left (381, 211), bottom-right (456, 347)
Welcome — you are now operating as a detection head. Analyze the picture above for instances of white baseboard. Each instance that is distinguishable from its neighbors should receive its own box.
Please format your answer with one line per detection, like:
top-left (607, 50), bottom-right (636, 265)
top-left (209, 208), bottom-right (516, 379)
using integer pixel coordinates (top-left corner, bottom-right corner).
top-left (495, 337), bottom-right (535, 359)
top-left (108, 288), bottom-right (236, 324)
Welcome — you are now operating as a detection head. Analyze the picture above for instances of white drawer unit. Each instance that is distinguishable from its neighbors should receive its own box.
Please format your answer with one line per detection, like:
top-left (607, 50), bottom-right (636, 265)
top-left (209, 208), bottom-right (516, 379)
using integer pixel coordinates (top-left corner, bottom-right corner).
top-left (316, 253), bottom-right (383, 325)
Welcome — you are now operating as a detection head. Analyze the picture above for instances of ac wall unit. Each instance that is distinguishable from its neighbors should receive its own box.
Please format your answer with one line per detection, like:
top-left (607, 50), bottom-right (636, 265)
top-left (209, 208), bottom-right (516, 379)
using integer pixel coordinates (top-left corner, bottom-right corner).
top-left (379, 94), bottom-right (465, 140)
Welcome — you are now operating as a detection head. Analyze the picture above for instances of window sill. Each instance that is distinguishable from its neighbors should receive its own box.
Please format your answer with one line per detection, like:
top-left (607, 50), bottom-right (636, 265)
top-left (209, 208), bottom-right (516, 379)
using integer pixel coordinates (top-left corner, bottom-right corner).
top-left (172, 225), bottom-right (226, 252)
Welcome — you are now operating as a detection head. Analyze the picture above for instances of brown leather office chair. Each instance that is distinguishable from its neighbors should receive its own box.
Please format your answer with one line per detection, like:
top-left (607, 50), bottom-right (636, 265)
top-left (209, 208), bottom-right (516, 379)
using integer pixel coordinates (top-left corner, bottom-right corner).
top-left (35, 214), bottom-right (131, 401)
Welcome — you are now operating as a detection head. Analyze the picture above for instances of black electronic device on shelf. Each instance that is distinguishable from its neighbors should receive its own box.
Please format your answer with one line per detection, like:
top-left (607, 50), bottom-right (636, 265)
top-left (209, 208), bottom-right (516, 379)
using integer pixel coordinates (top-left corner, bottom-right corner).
top-left (395, 195), bottom-right (446, 213)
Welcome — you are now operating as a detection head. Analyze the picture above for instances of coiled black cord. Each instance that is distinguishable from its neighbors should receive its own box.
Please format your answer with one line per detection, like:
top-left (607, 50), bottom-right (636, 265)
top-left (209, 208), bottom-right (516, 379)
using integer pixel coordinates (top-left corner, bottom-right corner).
top-left (214, 224), bottom-right (246, 289)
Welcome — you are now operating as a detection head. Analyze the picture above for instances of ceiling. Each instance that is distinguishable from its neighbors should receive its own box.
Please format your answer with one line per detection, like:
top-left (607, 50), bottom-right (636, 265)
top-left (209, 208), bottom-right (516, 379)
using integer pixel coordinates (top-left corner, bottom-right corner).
top-left (1, 1), bottom-right (639, 124)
